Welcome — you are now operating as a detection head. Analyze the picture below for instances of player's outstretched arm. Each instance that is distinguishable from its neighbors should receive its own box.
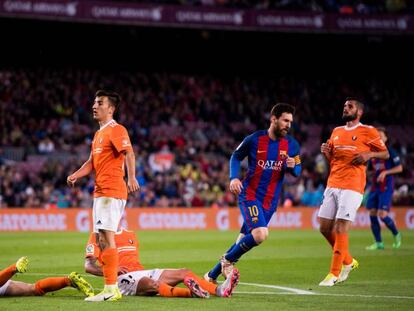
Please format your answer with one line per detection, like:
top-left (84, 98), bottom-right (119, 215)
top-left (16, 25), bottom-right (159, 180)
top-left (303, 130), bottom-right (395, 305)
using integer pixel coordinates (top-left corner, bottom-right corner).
top-left (67, 155), bottom-right (93, 187)
top-left (125, 149), bottom-right (140, 193)
top-left (84, 257), bottom-right (103, 276)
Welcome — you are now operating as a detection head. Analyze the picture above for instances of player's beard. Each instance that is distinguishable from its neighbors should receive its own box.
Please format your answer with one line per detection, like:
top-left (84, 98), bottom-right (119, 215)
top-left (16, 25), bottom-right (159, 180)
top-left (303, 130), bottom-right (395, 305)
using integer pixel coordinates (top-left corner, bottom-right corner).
top-left (273, 126), bottom-right (289, 138)
top-left (342, 112), bottom-right (357, 122)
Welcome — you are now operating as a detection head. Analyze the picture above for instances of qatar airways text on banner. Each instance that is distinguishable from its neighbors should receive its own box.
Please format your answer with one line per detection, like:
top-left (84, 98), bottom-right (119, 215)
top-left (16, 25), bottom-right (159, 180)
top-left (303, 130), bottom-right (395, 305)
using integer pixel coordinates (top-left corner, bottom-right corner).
top-left (1, 0), bottom-right (79, 17)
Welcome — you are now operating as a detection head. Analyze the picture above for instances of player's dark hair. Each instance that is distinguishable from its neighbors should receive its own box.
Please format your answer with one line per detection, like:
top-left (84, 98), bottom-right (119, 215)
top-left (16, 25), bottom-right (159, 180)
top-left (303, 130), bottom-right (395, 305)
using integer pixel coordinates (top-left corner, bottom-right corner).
top-left (95, 89), bottom-right (121, 111)
top-left (345, 97), bottom-right (364, 111)
top-left (270, 103), bottom-right (295, 118)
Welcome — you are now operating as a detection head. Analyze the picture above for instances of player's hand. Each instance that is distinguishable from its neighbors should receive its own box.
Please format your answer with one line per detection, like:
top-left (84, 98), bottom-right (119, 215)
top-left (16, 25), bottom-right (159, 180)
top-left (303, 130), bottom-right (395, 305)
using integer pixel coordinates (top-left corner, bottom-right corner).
top-left (351, 152), bottom-right (372, 165)
top-left (286, 157), bottom-right (295, 168)
top-left (118, 266), bottom-right (129, 275)
top-left (229, 178), bottom-right (243, 195)
top-left (67, 174), bottom-right (77, 187)
top-left (128, 178), bottom-right (140, 193)
top-left (377, 171), bottom-right (388, 183)
top-left (320, 142), bottom-right (331, 155)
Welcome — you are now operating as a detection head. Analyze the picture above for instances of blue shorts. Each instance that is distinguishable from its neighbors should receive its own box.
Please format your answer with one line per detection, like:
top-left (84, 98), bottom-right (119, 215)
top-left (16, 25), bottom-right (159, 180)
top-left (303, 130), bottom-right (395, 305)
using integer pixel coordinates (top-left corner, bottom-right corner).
top-left (366, 191), bottom-right (392, 211)
top-left (239, 200), bottom-right (275, 234)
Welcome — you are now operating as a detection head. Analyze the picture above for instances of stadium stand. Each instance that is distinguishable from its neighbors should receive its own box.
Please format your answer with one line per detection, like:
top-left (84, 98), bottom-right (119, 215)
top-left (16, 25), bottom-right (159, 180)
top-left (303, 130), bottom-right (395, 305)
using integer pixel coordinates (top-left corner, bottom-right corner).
top-left (1, 69), bottom-right (413, 208)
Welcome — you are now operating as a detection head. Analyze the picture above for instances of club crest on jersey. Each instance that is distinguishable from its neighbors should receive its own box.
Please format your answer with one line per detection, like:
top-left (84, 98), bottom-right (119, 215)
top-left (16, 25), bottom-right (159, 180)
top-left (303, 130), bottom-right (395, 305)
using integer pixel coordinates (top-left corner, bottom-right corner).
top-left (129, 239), bottom-right (134, 244)
top-left (252, 217), bottom-right (258, 224)
top-left (352, 136), bottom-right (357, 141)
top-left (279, 150), bottom-right (287, 159)
top-left (99, 137), bottom-right (103, 144)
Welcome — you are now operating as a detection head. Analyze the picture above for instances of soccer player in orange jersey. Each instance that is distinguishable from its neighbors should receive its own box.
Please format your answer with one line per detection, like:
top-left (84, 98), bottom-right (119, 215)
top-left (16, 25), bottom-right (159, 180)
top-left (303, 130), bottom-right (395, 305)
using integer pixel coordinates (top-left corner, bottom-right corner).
top-left (318, 97), bottom-right (389, 286)
top-left (0, 257), bottom-right (93, 298)
top-left (84, 228), bottom-right (239, 299)
top-left (67, 90), bottom-right (139, 301)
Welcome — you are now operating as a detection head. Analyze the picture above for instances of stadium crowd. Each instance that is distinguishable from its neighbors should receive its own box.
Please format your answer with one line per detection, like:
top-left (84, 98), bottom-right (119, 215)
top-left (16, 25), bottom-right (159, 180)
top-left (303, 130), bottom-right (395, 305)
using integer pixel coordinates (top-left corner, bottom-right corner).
top-left (0, 68), bottom-right (413, 208)
top-left (118, 0), bottom-right (412, 14)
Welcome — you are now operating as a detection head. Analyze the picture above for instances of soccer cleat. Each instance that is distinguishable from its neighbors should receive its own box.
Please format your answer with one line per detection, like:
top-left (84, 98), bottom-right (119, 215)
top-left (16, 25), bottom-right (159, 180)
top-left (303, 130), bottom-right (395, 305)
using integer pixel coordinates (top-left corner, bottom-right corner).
top-left (216, 268), bottom-right (240, 297)
top-left (15, 256), bottom-right (29, 273)
top-left (338, 258), bottom-right (359, 283)
top-left (220, 256), bottom-right (234, 279)
top-left (319, 273), bottom-right (338, 287)
top-left (183, 276), bottom-right (210, 299)
top-left (68, 272), bottom-right (94, 297)
top-left (203, 272), bottom-right (218, 284)
top-left (365, 242), bottom-right (384, 250)
top-left (85, 286), bottom-right (122, 302)
top-left (393, 233), bottom-right (402, 249)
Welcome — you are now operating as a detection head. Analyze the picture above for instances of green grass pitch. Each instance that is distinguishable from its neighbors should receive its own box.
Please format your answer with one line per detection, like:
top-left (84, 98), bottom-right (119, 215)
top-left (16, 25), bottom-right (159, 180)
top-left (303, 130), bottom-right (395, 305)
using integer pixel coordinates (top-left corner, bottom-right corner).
top-left (0, 229), bottom-right (413, 310)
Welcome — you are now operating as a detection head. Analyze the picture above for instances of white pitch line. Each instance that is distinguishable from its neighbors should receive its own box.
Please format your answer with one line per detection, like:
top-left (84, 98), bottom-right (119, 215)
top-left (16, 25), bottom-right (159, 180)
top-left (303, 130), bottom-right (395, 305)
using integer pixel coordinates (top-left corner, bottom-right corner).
top-left (239, 281), bottom-right (315, 295)
top-left (236, 290), bottom-right (414, 300)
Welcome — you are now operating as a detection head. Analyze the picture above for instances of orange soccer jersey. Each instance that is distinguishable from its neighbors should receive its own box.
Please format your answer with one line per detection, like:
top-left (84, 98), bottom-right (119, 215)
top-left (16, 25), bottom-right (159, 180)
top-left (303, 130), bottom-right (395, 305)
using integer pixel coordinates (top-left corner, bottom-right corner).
top-left (91, 120), bottom-right (133, 200)
top-left (327, 123), bottom-right (387, 194)
top-left (85, 229), bottom-right (144, 272)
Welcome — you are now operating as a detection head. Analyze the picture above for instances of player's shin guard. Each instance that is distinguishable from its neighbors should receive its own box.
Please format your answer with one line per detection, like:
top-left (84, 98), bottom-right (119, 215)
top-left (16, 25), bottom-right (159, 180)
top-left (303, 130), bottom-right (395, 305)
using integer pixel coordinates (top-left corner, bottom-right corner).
top-left (323, 231), bottom-right (353, 265)
top-left (381, 216), bottom-right (399, 236)
top-left (330, 233), bottom-right (348, 277)
top-left (208, 243), bottom-right (237, 280)
top-left (101, 248), bottom-right (118, 286)
top-left (225, 234), bottom-right (258, 263)
top-left (158, 282), bottom-right (192, 297)
top-left (370, 216), bottom-right (382, 242)
top-left (34, 277), bottom-right (71, 295)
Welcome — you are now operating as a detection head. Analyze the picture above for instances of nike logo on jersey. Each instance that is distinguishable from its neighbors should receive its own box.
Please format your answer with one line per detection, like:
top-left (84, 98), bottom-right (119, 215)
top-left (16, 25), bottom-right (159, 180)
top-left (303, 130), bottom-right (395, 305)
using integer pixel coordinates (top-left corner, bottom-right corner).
top-left (334, 136), bottom-right (339, 140)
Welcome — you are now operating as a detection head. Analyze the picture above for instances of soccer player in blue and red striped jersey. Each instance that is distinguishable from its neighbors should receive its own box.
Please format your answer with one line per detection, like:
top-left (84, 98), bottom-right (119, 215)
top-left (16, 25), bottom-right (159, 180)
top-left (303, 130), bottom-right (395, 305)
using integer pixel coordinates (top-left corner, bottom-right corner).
top-left (366, 127), bottom-right (403, 250)
top-left (205, 103), bottom-right (301, 283)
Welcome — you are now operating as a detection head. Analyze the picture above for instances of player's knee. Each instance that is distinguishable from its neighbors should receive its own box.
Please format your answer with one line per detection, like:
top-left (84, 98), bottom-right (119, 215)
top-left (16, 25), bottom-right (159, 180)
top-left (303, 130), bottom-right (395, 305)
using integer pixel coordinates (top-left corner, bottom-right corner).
top-left (369, 209), bottom-right (379, 217)
top-left (252, 228), bottom-right (268, 244)
top-left (137, 277), bottom-right (159, 296)
top-left (319, 225), bottom-right (332, 236)
top-left (378, 210), bottom-right (388, 219)
top-left (179, 268), bottom-right (191, 276)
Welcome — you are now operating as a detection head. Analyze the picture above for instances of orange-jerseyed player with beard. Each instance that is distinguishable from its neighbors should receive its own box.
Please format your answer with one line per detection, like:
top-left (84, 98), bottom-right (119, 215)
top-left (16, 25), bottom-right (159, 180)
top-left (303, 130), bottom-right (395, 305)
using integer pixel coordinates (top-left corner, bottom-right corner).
top-left (84, 228), bottom-right (239, 299)
top-left (67, 90), bottom-right (139, 301)
top-left (318, 97), bottom-right (389, 286)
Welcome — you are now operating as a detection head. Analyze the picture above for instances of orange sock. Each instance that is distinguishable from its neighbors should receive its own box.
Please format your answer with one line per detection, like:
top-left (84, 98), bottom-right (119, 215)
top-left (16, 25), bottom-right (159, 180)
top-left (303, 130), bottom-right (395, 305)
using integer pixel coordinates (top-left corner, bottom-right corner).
top-left (101, 248), bottom-right (118, 285)
top-left (0, 264), bottom-right (16, 287)
top-left (34, 277), bottom-right (71, 296)
top-left (330, 233), bottom-right (349, 277)
top-left (185, 272), bottom-right (217, 296)
top-left (324, 232), bottom-right (353, 265)
top-left (158, 282), bottom-right (192, 297)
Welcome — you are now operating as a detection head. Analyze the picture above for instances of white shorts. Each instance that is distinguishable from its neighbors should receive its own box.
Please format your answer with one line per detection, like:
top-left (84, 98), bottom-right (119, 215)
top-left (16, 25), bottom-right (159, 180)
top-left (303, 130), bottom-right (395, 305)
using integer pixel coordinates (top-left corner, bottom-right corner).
top-left (318, 187), bottom-right (363, 222)
top-left (93, 197), bottom-right (126, 233)
top-left (0, 280), bottom-right (11, 296)
top-left (117, 269), bottom-right (164, 296)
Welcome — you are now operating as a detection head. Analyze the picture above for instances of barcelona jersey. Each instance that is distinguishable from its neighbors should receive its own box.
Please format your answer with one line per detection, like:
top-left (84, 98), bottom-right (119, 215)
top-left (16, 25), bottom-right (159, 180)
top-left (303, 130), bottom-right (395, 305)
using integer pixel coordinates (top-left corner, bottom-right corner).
top-left (369, 146), bottom-right (401, 193)
top-left (230, 130), bottom-right (301, 211)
